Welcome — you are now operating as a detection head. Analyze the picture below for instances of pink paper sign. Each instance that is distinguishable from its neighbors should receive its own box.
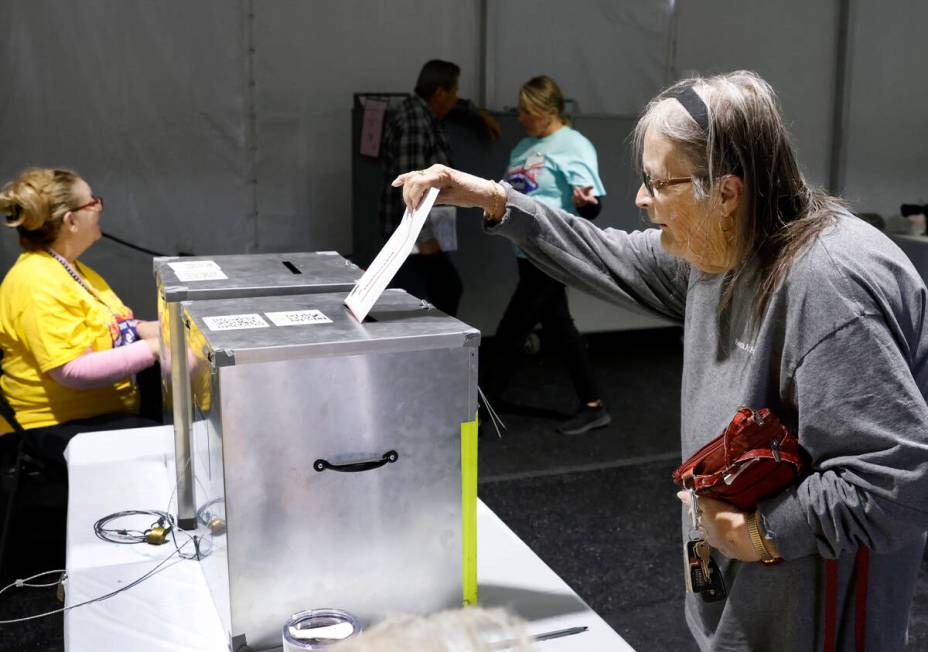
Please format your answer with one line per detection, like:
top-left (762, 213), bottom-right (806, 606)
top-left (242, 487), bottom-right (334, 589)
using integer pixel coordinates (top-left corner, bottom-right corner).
top-left (360, 99), bottom-right (387, 158)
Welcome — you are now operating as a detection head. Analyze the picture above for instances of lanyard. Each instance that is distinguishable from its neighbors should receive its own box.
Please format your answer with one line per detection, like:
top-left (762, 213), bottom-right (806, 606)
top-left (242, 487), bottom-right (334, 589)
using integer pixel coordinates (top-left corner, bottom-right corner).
top-left (45, 248), bottom-right (138, 347)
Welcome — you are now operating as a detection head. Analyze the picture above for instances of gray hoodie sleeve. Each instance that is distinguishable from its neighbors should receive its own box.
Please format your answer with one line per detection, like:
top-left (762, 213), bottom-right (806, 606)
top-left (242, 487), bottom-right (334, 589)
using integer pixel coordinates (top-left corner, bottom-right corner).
top-left (760, 313), bottom-right (928, 559)
top-left (485, 184), bottom-right (690, 322)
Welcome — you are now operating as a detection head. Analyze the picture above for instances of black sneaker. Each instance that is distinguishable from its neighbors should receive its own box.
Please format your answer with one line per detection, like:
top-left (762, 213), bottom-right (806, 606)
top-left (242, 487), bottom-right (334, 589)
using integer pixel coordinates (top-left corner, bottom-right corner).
top-left (557, 405), bottom-right (611, 436)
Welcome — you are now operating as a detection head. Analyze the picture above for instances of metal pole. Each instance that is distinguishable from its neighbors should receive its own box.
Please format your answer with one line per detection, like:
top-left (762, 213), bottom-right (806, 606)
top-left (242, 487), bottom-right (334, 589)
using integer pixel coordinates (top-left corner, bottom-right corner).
top-left (243, 0), bottom-right (259, 252)
top-left (478, 0), bottom-right (488, 107)
top-left (828, 0), bottom-right (852, 196)
top-left (169, 301), bottom-right (197, 530)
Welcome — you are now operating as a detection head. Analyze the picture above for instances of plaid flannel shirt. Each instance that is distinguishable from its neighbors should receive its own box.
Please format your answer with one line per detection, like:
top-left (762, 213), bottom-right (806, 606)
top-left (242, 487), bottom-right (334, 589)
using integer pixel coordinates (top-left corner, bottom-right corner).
top-left (378, 95), bottom-right (451, 241)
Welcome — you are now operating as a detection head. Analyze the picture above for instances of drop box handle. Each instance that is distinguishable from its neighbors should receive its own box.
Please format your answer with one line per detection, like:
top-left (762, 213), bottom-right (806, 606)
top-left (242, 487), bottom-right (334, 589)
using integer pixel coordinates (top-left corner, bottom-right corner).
top-left (313, 450), bottom-right (399, 473)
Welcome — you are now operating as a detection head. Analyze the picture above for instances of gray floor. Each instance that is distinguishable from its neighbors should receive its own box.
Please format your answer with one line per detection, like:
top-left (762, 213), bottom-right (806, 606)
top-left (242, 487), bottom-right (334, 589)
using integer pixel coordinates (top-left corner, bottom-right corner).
top-left (0, 328), bottom-right (926, 651)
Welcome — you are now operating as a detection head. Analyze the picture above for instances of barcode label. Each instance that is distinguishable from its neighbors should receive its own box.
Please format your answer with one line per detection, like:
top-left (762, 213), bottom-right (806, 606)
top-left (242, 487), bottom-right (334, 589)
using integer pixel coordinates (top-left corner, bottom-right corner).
top-left (168, 260), bottom-right (228, 282)
top-left (203, 314), bottom-right (270, 331)
top-left (265, 310), bottom-right (332, 326)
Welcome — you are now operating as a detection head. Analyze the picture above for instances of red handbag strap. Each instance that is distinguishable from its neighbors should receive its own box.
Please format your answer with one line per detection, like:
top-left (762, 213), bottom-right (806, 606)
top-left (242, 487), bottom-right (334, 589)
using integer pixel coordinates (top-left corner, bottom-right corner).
top-left (822, 546), bottom-right (870, 652)
top-left (854, 546), bottom-right (870, 652)
top-left (823, 558), bottom-right (838, 651)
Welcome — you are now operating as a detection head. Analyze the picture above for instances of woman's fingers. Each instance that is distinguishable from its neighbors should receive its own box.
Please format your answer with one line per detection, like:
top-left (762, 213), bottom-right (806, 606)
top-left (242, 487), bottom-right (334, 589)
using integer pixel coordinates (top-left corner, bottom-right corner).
top-left (393, 165), bottom-right (451, 211)
top-left (572, 185), bottom-right (598, 206)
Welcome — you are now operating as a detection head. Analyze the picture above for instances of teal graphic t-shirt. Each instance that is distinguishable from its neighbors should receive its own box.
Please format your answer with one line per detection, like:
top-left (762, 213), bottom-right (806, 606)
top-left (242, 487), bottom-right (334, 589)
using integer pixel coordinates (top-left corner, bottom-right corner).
top-left (504, 126), bottom-right (605, 257)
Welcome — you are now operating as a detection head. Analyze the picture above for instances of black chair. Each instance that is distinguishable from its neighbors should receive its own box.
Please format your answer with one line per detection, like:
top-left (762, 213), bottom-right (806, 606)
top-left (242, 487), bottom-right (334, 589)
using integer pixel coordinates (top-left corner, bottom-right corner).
top-left (0, 357), bottom-right (65, 580)
top-left (0, 386), bottom-right (28, 579)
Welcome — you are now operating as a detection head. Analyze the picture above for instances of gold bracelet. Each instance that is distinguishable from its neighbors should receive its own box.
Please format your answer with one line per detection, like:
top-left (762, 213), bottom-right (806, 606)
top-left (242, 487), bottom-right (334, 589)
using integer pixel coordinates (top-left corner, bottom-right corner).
top-left (484, 181), bottom-right (502, 222)
top-left (747, 511), bottom-right (780, 565)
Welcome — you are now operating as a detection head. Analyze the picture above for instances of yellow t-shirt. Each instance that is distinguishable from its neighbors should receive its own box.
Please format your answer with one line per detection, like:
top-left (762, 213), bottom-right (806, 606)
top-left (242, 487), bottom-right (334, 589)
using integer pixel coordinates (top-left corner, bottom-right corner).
top-left (0, 251), bottom-right (139, 430)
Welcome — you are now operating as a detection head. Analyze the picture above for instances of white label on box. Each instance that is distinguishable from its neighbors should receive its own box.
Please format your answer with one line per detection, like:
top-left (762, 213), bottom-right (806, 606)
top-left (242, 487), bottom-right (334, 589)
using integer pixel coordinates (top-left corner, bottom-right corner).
top-left (265, 309), bottom-right (332, 327)
top-left (168, 260), bottom-right (228, 282)
top-left (203, 314), bottom-right (269, 331)
top-left (314, 251), bottom-right (340, 255)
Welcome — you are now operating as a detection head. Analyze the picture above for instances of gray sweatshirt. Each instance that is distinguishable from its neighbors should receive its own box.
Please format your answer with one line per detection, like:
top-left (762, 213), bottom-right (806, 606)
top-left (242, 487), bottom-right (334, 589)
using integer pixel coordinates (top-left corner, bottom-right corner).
top-left (488, 186), bottom-right (928, 651)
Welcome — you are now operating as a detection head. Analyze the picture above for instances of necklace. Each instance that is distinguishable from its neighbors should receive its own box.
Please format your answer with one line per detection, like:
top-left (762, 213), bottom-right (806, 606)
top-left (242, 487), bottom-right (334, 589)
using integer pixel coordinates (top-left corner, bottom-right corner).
top-left (46, 248), bottom-right (95, 294)
top-left (45, 248), bottom-right (138, 346)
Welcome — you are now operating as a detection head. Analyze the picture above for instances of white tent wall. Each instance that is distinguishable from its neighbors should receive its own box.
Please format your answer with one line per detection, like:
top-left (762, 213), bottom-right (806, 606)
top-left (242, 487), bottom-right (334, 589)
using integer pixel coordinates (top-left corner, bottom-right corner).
top-left (672, 1), bottom-right (839, 189)
top-left (487, 1), bottom-right (674, 114)
top-left (842, 1), bottom-right (928, 217)
top-left (0, 1), bottom-right (251, 319)
top-left (0, 1), bottom-right (925, 324)
top-left (250, 0), bottom-right (481, 253)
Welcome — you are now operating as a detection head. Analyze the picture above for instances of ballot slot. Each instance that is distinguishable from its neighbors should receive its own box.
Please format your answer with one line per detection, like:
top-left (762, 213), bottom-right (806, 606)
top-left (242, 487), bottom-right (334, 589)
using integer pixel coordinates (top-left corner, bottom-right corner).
top-left (282, 260), bottom-right (302, 274)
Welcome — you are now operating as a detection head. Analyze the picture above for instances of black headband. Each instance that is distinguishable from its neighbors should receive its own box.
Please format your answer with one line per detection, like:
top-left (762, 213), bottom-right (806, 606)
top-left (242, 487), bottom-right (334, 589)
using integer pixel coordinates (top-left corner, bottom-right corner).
top-left (671, 86), bottom-right (709, 133)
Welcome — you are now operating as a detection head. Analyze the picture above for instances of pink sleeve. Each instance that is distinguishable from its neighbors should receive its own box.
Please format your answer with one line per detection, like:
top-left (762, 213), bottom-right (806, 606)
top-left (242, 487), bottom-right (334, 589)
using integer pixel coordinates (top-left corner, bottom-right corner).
top-left (48, 340), bottom-right (156, 390)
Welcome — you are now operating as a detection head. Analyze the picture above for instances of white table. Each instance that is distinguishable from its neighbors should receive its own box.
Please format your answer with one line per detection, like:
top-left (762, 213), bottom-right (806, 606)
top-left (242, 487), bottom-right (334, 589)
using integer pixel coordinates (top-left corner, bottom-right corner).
top-left (62, 426), bottom-right (632, 651)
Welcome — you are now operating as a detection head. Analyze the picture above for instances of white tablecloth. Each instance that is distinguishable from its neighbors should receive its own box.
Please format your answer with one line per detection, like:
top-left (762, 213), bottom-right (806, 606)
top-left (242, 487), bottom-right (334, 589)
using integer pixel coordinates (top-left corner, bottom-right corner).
top-left (63, 426), bottom-right (632, 651)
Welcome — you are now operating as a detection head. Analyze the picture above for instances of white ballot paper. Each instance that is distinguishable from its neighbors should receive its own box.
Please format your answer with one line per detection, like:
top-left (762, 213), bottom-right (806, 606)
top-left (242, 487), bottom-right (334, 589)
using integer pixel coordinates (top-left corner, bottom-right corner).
top-left (344, 186), bottom-right (439, 322)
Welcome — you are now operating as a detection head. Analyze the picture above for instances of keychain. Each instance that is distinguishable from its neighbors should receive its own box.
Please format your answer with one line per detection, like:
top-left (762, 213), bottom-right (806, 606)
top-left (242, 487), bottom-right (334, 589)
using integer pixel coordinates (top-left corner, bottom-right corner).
top-left (683, 487), bottom-right (727, 602)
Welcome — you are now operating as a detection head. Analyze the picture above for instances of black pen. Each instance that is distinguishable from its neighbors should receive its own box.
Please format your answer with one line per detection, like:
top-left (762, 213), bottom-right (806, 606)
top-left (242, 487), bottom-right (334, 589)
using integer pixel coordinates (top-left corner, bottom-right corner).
top-left (534, 625), bottom-right (589, 642)
top-left (491, 625), bottom-right (589, 649)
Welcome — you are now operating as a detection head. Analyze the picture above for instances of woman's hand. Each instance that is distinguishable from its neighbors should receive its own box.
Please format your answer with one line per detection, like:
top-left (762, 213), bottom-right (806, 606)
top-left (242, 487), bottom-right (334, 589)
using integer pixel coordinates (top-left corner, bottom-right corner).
top-left (392, 164), bottom-right (506, 220)
top-left (136, 320), bottom-right (160, 341)
top-left (145, 337), bottom-right (160, 360)
top-left (677, 491), bottom-right (777, 561)
top-left (572, 185), bottom-right (599, 208)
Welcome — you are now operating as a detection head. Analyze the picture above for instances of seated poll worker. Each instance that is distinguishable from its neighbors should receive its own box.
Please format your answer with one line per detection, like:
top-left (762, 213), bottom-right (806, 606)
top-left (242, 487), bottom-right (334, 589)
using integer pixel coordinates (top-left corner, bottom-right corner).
top-left (393, 71), bottom-right (928, 650)
top-left (0, 168), bottom-right (160, 468)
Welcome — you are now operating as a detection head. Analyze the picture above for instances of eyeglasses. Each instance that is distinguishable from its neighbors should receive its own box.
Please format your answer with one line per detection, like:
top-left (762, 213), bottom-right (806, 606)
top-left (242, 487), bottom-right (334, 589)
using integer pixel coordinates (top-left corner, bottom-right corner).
top-left (70, 196), bottom-right (103, 213)
top-left (641, 172), bottom-right (692, 198)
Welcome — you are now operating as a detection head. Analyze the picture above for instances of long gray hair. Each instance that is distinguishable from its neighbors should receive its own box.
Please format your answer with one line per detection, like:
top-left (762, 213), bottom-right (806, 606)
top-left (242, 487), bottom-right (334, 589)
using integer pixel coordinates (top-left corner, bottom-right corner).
top-left (633, 70), bottom-right (842, 325)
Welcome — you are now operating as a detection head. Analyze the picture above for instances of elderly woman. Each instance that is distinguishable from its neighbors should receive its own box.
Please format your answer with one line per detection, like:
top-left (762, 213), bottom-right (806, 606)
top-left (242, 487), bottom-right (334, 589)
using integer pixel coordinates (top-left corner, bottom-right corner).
top-left (0, 168), bottom-right (159, 467)
top-left (394, 72), bottom-right (928, 650)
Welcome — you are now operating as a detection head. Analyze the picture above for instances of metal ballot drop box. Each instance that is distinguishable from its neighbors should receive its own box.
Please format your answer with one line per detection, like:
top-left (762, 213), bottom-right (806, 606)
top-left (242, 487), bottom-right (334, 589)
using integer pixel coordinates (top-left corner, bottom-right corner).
top-left (183, 290), bottom-right (480, 650)
top-left (154, 252), bottom-right (362, 528)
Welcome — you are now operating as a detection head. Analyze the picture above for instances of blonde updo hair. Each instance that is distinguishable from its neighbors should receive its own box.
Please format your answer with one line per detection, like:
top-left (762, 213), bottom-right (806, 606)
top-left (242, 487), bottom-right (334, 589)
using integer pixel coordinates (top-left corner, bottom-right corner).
top-left (0, 167), bottom-right (83, 251)
top-left (518, 75), bottom-right (569, 125)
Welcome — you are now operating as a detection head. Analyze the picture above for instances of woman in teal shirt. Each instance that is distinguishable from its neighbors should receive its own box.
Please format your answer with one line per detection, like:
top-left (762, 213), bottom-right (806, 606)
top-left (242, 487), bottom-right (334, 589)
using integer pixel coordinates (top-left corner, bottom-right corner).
top-left (486, 76), bottom-right (609, 435)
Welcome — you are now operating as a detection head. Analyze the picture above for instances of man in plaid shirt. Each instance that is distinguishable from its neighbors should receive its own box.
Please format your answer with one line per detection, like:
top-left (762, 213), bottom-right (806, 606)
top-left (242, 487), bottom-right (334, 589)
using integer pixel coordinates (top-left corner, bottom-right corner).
top-left (379, 60), bottom-right (499, 317)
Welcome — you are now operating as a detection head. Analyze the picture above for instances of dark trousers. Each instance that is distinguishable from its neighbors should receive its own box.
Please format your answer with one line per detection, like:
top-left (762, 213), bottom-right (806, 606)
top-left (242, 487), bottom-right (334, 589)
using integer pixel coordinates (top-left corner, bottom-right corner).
top-left (390, 251), bottom-right (463, 317)
top-left (484, 258), bottom-right (600, 404)
top-left (27, 364), bottom-right (164, 471)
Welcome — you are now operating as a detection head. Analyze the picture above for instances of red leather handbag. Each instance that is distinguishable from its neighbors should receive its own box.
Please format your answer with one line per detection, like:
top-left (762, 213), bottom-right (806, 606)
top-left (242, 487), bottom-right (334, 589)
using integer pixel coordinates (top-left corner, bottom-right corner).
top-left (672, 407), bottom-right (808, 510)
